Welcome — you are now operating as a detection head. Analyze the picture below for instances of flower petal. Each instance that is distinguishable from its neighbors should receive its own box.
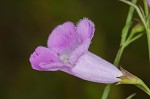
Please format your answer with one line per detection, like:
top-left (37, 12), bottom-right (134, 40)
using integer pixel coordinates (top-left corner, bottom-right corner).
top-left (29, 46), bottom-right (62, 71)
top-left (76, 18), bottom-right (95, 42)
top-left (71, 51), bottom-right (123, 83)
top-left (148, 0), bottom-right (150, 7)
top-left (68, 18), bottom-right (95, 63)
top-left (47, 18), bottom-right (95, 65)
top-left (47, 22), bottom-right (78, 55)
top-left (69, 39), bottom-right (91, 63)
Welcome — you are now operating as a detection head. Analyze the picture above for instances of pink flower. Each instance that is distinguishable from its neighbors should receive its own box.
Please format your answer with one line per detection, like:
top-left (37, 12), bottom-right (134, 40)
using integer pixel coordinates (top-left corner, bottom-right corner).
top-left (148, 0), bottom-right (150, 7)
top-left (29, 18), bottom-right (123, 83)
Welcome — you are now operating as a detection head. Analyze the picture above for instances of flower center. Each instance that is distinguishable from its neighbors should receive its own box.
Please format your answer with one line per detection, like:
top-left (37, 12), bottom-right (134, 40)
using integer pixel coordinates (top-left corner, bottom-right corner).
top-left (60, 55), bottom-right (69, 62)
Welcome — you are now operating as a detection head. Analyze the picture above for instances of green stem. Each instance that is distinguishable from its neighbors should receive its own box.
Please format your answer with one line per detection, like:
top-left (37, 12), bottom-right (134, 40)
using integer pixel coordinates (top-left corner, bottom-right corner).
top-left (101, 46), bottom-right (126, 99)
top-left (101, 85), bottom-right (111, 99)
top-left (143, 0), bottom-right (149, 18)
top-left (101, 0), bottom-right (137, 99)
top-left (146, 29), bottom-right (150, 61)
top-left (143, 0), bottom-right (150, 61)
top-left (136, 80), bottom-right (150, 96)
top-left (121, 0), bottom-right (150, 61)
top-left (120, 0), bottom-right (147, 29)
top-left (121, 0), bottom-right (137, 45)
top-left (114, 45), bottom-right (126, 66)
top-left (144, 0), bottom-right (150, 61)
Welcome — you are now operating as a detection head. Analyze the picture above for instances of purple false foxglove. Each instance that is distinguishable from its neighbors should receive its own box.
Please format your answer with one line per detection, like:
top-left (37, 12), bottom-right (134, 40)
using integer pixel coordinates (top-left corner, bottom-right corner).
top-left (29, 18), bottom-right (123, 83)
top-left (148, 0), bottom-right (150, 7)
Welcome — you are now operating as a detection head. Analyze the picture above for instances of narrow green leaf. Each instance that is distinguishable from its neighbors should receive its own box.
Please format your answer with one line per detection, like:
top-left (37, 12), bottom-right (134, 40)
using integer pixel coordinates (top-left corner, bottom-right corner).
top-left (126, 93), bottom-right (136, 99)
top-left (127, 24), bottom-right (144, 41)
top-left (126, 33), bottom-right (143, 46)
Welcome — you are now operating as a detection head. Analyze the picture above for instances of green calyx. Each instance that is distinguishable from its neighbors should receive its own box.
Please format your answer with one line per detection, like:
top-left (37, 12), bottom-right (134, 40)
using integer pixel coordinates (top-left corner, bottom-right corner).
top-left (118, 67), bottom-right (150, 96)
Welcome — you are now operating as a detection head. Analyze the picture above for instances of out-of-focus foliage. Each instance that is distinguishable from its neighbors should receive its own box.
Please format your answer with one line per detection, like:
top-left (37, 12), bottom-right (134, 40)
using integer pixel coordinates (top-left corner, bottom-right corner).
top-left (0, 0), bottom-right (149, 99)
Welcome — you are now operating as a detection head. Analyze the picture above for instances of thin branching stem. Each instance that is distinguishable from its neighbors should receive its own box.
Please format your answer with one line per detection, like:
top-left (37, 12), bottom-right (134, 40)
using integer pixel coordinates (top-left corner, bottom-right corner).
top-left (101, 0), bottom-right (137, 99)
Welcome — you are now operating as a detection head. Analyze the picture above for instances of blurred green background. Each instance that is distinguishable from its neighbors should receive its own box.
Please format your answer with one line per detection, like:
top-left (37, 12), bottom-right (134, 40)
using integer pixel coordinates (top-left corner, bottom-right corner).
top-left (0, 0), bottom-right (150, 99)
